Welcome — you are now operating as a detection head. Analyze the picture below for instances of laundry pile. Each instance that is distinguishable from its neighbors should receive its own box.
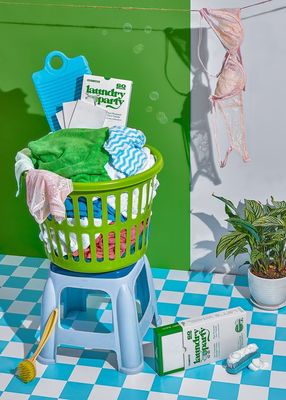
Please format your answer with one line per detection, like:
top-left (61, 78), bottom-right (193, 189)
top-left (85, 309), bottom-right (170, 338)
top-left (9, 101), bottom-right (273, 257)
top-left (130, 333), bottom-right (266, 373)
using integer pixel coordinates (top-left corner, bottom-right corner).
top-left (15, 51), bottom-right (159, 262)
top-left (15, 125), bottom-right (158, 261)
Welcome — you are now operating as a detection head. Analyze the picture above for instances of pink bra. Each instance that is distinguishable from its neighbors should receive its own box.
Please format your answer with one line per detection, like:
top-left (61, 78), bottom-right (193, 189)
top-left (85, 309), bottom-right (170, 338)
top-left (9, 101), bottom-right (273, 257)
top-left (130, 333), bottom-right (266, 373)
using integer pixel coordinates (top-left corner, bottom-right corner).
top-left (199, 8), bottom-right (250, 167)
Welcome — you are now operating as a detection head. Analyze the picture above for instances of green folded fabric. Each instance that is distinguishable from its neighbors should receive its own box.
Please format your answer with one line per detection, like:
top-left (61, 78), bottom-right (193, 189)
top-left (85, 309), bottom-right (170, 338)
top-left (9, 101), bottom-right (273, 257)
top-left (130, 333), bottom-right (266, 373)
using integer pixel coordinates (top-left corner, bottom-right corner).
top-left (28, 128), bottom-right (111, 183)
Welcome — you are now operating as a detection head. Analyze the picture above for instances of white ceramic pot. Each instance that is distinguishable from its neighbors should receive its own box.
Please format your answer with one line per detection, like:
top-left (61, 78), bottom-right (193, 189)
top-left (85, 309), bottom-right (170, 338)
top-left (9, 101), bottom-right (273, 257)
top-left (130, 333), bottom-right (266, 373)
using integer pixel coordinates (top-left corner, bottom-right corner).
top-left (248, 268), bottom-right (286, 309)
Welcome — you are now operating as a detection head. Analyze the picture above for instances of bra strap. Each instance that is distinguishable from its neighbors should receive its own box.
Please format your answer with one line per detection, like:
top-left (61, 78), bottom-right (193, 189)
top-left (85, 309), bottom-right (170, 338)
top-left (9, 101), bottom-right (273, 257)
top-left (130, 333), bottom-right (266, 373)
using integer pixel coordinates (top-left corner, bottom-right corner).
top-left (220, 146), bottom-right (233, 168)
top-left (197, 14), bottom-right (218, 78)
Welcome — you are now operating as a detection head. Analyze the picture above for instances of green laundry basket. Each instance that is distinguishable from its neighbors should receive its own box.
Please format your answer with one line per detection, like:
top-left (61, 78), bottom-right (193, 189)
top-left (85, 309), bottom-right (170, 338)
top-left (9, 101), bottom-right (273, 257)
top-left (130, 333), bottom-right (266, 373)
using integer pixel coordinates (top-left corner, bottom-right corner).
top-left (39, 146), bottom-right (163, 273)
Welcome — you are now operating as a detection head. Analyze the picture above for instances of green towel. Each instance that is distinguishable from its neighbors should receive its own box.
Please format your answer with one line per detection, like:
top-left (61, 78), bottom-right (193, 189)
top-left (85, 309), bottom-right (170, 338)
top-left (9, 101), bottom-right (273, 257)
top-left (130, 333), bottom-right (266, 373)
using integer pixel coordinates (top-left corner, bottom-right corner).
top-left (28, 128), bottom-right (111, 183)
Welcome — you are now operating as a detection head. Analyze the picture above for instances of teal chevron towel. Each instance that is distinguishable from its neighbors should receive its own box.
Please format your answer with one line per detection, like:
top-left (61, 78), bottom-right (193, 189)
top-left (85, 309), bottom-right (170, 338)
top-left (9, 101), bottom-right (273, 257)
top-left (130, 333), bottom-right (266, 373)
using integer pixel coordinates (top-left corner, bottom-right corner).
top-left (104, 126), bottom-right (147, 176)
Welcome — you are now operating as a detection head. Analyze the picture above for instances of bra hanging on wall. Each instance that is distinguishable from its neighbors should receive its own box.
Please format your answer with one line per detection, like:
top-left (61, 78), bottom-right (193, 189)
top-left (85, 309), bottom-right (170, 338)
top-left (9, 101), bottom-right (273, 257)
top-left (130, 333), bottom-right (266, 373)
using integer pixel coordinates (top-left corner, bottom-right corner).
top-left (198, 8), bottom-right (250, 168)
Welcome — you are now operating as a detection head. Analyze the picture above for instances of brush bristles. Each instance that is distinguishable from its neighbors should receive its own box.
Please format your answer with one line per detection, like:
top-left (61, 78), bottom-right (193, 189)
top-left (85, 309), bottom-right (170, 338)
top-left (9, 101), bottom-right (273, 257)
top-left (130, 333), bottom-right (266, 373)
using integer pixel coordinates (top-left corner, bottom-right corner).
top-left (17, 360), bottom-right (36, 383)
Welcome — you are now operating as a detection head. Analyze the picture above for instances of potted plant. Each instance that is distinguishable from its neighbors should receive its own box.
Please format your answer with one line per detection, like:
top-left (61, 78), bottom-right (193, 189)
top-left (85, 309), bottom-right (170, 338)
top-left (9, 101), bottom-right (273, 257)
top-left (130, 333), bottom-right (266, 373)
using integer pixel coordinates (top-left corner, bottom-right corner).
top-left (213, 194), bottom-right (286, 309)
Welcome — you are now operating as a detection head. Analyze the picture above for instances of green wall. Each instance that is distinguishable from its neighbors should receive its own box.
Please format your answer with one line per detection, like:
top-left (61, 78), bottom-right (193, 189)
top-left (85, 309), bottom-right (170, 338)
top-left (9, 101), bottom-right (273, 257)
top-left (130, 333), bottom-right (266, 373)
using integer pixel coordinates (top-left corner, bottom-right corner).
top-left (0, 0), bottom-right (190, 269)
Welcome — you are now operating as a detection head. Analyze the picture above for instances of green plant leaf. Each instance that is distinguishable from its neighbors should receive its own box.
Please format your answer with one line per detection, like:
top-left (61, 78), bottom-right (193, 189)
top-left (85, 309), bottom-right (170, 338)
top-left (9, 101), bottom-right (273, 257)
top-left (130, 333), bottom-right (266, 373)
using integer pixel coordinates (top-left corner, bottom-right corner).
top-left (233, 247), bottom-right (249, 259)
top-left (263, 203), bottom-right (272, 214)
top-left (250, 248), bottom-right (265, 265)
top-left (244, 200), bottom-right (264, 222)
top-left (212, 194), bottom-right (238, 215)
top-left (216, 233), bottom-right (235, 257)
top-left (224, 244), bottom-right (238, 259)
top-left (227, 217), bottom-right (260, 242)
top-left (264, 229), bottom-right (286, 244)
top-left (253, 216), bottom-right (285, 227)
top-left (224, 240), bottom-right (248, 260)
top-left (216, 232), bottom-right (247, 258)
top-left (238, 261), bottom-right (250, 269)
top-left (271, 196), bottom-right (286, 208)
top-left (269, 207), bottom-right (286, 217)
top-left (225, 204), bottom-right (236, 218)
top-left (215, 195), bottom-right (286, 274)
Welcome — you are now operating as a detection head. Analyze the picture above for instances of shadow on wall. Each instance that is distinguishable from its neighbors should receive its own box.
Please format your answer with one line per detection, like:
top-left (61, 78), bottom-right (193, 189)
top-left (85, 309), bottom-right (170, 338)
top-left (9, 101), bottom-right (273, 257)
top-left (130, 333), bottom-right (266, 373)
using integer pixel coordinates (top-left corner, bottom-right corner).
top-left (192, 211), bottom-right (227, 272)
top-left (192, 201), bottom-right (250, 274)
top-left (165, 27), bottom-right (223, 270)
top-left (164, 27), bottom-right (220, 191)
top-left (190, 28), bottom-right (224, 273)
top-left (164, 28), bottom-right (190, 173)
top-left (191, 28), bottom-right (221, 191)
top-left (0, 88), bottom-right (48, 256)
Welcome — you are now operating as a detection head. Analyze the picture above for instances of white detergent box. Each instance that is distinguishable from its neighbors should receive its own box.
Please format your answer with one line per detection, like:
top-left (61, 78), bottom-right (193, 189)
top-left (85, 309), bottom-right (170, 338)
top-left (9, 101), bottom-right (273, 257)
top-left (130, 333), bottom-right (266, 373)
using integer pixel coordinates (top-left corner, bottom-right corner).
top-left (81, 74), bottom-right (132, 127)
top-left (154, 307), bottom-right (247, 375)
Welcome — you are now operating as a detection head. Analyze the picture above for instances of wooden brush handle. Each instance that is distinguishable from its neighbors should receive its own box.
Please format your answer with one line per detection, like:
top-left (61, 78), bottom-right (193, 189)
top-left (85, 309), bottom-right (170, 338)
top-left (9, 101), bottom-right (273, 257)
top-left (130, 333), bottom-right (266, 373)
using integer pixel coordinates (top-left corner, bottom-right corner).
top-left (31, 308), bottom-right (59, 362)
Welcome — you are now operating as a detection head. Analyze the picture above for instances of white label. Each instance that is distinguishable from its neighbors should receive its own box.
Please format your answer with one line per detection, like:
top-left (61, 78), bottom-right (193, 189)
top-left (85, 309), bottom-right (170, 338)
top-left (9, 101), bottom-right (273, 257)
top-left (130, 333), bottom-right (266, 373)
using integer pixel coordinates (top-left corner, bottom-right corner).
top-left (161, 332), bottom-right (184, 373)
top-left (81, 74), bottom-right (133, 127)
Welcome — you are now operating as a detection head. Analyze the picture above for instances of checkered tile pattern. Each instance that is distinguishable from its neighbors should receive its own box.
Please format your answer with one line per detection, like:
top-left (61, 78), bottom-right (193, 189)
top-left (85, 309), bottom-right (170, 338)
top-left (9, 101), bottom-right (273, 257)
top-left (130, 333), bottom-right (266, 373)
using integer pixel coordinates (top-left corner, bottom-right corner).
top-left (0, 255), bottom-right (286, 400)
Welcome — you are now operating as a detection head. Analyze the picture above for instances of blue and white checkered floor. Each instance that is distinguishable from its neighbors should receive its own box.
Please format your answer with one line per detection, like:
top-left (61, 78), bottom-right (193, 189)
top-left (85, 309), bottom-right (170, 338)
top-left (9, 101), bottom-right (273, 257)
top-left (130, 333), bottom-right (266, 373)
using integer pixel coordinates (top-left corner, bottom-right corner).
top-left (0, 254), bottom-right (285, 400)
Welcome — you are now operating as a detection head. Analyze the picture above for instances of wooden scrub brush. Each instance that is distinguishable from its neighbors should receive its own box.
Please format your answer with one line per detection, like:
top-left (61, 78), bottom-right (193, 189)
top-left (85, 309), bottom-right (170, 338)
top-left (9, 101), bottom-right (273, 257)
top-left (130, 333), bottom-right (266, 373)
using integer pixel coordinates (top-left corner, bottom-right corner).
top-left (17, 308), bottom-right (58, 383)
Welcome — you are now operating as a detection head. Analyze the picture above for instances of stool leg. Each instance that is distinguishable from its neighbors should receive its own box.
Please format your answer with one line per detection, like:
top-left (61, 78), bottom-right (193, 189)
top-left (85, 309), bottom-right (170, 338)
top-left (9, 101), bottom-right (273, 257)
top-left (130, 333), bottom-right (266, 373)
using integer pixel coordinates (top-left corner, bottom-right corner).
top-left (144, 256), bottom-right (162, 327)
top-left (38, 277), bottom-right (57, 364)
top-left (136, 266), bottom-right (149, 318)
top-left (63, 288), bottom-right (87, 318)
top-left (114, 285), bottom-right (144, 374)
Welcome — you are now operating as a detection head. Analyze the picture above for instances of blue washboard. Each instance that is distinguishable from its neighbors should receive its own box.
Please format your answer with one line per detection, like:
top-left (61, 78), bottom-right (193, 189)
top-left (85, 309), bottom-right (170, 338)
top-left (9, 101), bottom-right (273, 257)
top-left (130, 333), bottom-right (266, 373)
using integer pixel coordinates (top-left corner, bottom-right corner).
top-left (32, 51), bottom-right (91, 131)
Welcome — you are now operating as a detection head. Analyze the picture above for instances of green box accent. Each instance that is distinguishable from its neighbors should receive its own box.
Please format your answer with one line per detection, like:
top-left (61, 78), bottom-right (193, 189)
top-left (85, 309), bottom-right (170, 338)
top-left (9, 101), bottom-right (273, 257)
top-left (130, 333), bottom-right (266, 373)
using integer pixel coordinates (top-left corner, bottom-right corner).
top-left (154, 322), bottom-right (183, 376)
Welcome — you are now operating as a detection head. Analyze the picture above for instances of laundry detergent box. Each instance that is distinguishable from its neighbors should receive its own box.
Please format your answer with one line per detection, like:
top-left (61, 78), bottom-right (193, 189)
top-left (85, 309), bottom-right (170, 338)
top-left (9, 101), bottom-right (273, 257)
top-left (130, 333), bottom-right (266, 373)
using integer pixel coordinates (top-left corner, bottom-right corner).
top-left (81, 74), bottom-right (132, 127)
top-left (154, 307), bottom-right (247, 375)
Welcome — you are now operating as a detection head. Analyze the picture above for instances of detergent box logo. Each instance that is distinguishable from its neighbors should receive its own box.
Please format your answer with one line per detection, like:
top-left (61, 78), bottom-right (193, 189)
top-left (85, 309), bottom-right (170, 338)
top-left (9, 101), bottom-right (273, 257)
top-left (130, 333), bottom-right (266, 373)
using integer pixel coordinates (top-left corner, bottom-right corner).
top-left (235, 318), bottom-right (244, 333)
top-left (86, 84), bottom-right (126, 109)
top-left (81, 74), bottom-right (133, 127)
top-left (187, 328), bottom-right (211, 364)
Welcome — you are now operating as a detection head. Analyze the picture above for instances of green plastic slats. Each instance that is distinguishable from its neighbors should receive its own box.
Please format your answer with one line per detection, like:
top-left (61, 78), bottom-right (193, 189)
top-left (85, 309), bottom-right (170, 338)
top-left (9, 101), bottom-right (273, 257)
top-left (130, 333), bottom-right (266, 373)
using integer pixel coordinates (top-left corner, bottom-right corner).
top-left (141, 182), bottom-right (150, 248)
top-left (76, 204), bottom-right (84, 262)
top-left (62, 221), bottom-right (72, 261)
top-left (73, 196), bottom-right (81, 226)
top-left (87, 195), bottom-right (97, 263)
top-left (135, 185), bottom-right (143, 253)
top-left (124, 191), bottom-right (131, 259)
top-left (115, 193), bottom-right (121, 260)
top-left (101, 194), bottom-right (108, 262)
top-left (40, 146), bottom-right (163, 273)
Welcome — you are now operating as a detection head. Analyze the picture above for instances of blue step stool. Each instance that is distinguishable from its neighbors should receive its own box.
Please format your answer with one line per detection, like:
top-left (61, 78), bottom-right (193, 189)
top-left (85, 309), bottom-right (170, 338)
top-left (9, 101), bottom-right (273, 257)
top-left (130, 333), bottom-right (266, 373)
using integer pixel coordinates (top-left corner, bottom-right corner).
top-left (38, 255), bottom-right (161, 374)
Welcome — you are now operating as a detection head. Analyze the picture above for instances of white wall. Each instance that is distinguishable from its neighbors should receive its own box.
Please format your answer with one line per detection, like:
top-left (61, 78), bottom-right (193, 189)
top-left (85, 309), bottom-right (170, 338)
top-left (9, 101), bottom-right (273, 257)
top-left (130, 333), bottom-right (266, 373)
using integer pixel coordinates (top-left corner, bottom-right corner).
top-left (191, 0), bottom-right (286, 274)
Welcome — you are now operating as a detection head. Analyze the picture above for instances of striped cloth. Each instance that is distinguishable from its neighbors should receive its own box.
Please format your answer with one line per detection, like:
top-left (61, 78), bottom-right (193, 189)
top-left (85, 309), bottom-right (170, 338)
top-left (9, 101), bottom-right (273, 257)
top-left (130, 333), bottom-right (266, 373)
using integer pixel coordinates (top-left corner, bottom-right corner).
top-left (104, 126), bottom-right (147, 176)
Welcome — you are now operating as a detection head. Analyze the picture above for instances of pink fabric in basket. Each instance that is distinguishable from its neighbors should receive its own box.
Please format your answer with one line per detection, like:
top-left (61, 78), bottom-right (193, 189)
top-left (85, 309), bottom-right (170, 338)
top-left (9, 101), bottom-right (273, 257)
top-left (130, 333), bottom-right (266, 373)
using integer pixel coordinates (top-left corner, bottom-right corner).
top-left (26, 169), bottom-right (73, 224)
